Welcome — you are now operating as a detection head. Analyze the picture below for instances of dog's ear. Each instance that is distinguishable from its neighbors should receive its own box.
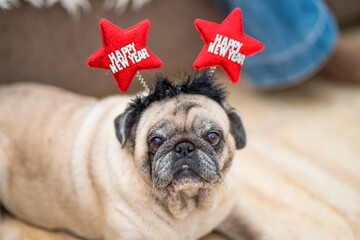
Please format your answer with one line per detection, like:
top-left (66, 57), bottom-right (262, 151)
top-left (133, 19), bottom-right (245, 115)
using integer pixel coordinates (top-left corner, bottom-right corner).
top-left (223, 103), bottom-right (246, 149)
top-left (114, 106), bottom-right (138, 148)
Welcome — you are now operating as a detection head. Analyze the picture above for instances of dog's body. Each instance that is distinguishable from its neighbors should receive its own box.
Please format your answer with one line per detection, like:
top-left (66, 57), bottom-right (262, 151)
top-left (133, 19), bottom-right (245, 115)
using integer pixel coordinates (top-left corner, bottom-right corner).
top-left (0, 80), bottom-right (255, 240)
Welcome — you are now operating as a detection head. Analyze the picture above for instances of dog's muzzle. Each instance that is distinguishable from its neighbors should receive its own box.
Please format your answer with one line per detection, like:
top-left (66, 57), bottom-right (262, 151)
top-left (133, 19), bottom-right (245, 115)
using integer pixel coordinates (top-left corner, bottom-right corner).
top-left (172, 141), bottom-right (201, 178)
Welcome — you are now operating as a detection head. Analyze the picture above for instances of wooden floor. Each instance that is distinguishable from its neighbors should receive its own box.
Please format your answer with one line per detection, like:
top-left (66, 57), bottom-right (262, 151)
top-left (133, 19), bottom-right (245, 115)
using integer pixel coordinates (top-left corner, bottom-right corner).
top-left (1, 75), bottom-right (359, 240)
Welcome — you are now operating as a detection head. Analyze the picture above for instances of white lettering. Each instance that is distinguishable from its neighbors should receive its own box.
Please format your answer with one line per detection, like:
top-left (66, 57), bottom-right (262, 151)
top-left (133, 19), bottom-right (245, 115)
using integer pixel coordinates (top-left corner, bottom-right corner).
top-left (207, 34), bottom-right (246, 65)
top-left (208, 34), bottom-right (222, 53)
top-left (115, 50), bottom-right (129, 68)
top-left (109, 63), bottom-right (118, 73)
top-left (141, 48), bottom-right (150, 58)
top-left (108, 43), bottom-right (150, 72)
top-left (219, 37), bottom-right (230, 57)
top-left (127, 53), bottom-right (136, 64)
top-left (108, 53), bottom-right (119, 73)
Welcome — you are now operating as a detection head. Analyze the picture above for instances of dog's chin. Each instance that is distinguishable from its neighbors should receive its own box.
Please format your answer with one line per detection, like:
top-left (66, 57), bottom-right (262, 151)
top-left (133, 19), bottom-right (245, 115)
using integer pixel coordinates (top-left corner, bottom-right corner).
top-left (163, 169), bottom-right (222, 198)
top-left (169, 169), bottom-right (204, 193)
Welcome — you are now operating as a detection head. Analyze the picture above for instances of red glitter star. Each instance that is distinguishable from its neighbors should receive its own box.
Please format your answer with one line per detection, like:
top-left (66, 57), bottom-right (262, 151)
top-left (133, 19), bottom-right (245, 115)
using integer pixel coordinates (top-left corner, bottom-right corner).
top-left (88, 19), bottom-right (163, 93)
top-left (193, 8), bottom-right (264, 84)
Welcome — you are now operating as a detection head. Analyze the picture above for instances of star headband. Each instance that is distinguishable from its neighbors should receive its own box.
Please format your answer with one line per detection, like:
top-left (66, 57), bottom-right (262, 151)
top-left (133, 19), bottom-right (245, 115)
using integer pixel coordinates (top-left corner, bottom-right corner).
top-left (88, 8), bottom-right (264, 93)
top-left (87, 19), bottom-right (163, 93)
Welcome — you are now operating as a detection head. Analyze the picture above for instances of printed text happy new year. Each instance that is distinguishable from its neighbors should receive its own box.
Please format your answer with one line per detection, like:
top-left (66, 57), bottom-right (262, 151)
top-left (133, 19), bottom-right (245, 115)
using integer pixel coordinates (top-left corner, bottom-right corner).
top-left (108, 43), bottom-right (149, 73)
top-left (208, 34), bottom-right (246, 65)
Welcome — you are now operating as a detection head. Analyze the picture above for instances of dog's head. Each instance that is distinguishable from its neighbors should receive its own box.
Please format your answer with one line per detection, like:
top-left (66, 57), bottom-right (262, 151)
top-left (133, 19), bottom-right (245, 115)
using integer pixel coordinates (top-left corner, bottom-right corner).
top-left (114, 72), bottom-right (245, 213)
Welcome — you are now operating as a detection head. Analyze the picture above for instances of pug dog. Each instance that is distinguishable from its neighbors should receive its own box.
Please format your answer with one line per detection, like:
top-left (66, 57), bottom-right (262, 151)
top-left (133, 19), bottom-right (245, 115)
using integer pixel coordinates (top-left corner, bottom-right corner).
top-left (0, 72), bottom-right (259, 240)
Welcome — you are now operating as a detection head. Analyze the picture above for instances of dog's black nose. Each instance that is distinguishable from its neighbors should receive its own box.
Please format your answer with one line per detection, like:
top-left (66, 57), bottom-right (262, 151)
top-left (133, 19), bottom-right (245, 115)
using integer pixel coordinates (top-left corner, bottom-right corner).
top-left (174, 142), bottom-right (195, 158)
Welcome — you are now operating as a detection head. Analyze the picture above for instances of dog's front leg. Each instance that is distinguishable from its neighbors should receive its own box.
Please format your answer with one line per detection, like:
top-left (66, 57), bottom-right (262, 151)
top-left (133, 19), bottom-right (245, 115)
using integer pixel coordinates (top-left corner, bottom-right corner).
top-left (215, 204), bottom-right (263, 240)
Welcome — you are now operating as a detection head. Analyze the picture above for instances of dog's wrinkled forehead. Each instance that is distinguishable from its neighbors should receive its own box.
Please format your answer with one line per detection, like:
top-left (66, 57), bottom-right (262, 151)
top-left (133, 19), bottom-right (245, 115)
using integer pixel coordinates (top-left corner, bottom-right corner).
top-left (127, 71), bottom-right (227, 124)
top-left (141, 94), bottom-right (230, 136)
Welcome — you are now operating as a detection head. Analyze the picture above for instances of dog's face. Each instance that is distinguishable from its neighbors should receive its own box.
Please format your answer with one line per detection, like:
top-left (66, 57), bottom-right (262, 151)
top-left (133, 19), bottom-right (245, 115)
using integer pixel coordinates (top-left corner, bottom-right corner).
top-left (115, 94), bottom-right (246, 196)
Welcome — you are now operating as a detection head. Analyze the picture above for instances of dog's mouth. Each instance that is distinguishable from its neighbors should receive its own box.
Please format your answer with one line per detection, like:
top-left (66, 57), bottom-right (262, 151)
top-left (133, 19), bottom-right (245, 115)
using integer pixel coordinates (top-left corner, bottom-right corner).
top-left (165, 162), bottom-right (208, 192)
top-left (181, 164), bottom-right (190, 170)
top-left (173, 160), bottom-right (201, 177)
top-left (173, 164), bottom-right (201, 180)
top-left (152, 152), bottom-right (221, 192)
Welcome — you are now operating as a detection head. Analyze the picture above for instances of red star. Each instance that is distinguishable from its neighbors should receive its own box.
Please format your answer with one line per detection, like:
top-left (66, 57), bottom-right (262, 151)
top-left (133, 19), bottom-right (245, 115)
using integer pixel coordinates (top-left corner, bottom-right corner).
top-left (88, 19), bottom-right (163, 93)
top-left (193, 8), bottom-right (264, 84)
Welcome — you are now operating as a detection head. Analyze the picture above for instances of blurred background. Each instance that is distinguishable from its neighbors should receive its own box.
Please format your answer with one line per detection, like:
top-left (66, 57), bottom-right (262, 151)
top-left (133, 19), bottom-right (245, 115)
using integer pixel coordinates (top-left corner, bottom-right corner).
top-left (0, 0), bottom-right (360, 239)
top-left (0, 0), bottom-right (359, 96)
top-left (0, 0), bottom-right (227, 96)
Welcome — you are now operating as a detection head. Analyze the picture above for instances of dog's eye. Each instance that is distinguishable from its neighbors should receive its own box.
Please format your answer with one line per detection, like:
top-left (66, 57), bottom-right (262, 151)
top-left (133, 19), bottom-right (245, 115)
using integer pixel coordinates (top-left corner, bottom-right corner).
top-left (150, 137), bottom-right (163, 150)
top-left (206, 132), bottom-right (220, 146)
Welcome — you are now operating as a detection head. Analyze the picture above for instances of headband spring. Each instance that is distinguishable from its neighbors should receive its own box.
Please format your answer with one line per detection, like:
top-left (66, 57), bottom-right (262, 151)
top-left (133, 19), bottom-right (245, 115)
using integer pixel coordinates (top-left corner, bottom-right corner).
top-left (136, 72), bottom-right (150, 93)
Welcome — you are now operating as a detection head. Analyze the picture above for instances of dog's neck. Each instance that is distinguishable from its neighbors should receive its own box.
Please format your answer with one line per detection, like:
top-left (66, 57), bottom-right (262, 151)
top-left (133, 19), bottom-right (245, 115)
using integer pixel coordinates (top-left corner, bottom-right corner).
top-left (140, 169), bottom-right (221, 219)
top-left (157, 187), bottom-right (218, 219)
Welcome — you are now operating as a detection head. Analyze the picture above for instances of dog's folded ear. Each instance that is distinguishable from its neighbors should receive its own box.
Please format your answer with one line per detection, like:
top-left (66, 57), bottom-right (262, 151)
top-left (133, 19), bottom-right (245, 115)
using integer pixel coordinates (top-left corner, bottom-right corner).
top-left (223, 103), bottom-right (246, 149)
top-left (114, 106), bottom-right (138, 148)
